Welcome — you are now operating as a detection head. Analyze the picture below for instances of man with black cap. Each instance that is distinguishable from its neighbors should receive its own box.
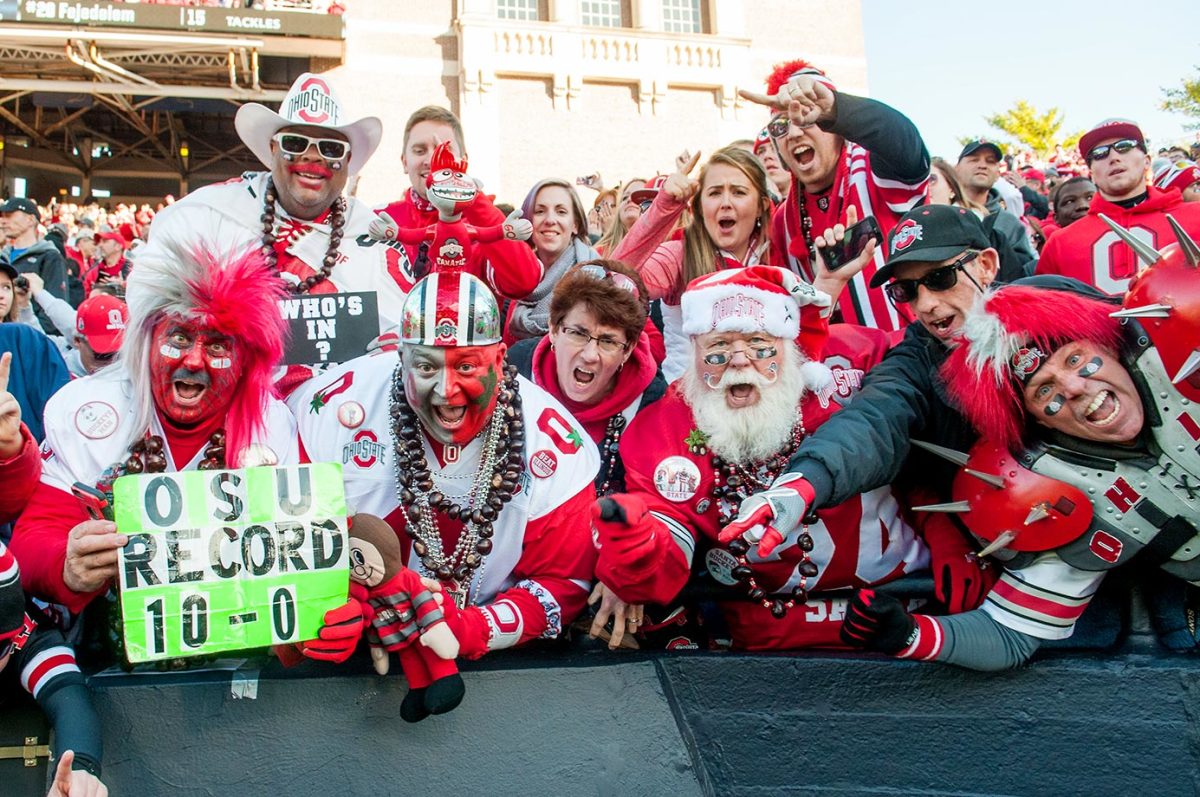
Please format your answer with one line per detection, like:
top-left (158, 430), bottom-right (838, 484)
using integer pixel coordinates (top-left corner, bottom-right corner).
top-left (1037, 118), bottom-right (1200, 295)
top-left (718, 205), bottom-right (1005, 612)
top-left (1, 197), bottom-right (70, 335)
top-left (954, 139), bottom-right (1038, 271)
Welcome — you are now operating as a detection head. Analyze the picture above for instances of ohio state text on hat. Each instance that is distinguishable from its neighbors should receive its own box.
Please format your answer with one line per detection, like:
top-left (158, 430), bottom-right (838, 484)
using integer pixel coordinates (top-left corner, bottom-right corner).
top-left (871, 205), bottom-right (991, 288)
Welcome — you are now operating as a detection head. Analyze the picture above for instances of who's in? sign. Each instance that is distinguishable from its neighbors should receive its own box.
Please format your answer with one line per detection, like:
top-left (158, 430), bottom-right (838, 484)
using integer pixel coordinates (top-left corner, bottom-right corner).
top-left (113, 464), bottom-right (348, 663)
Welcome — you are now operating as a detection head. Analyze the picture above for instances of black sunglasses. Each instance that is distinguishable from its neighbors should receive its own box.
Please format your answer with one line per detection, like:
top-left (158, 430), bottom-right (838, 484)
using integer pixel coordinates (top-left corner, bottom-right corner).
top-left (1086, 138), bottom-right (1140, 163)
top-left (885, 251), bottom-right (979, 304)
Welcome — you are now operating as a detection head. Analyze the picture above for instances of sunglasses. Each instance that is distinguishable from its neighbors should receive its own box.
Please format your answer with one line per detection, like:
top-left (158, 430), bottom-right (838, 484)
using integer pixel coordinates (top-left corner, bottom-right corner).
top-left (1085, 138), bottom-right (1140, 163)
top-left (638, 199), bottom-right (654, 213)
top-left (767, 115), bottom-right (790, 139)
top-left (579, 264), bottom-right (640, 300)
top-left (272, 132), bottom-right (350, 162)
top-left (885, 251), bottom-right (979, 304)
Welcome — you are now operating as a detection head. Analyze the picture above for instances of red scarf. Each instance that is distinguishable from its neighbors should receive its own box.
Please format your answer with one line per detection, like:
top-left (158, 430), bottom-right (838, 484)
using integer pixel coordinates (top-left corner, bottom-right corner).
top-left (158, 410), bottom-right (225, 469)
top-left (531, 332), bottom-right (658, 443)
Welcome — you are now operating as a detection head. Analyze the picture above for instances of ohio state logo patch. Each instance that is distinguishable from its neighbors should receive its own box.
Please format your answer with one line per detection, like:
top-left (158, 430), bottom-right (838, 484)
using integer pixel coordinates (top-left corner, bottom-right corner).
top-left (530, 449), bottom-right (558, 479)
top-left (1010, 346), bottom-right (1047, 382)
top-left (653, 456), bottom-right (701, 503)
top-left (1088, 530), bottom-right (1123, 564)
top-left (288, 76), bottom-right (339, 125)
top-left (75, 401), bottom-right (119, 440)
top-left (890, 219), bottom-right (923, 253)
top-left (343, 429), bottom-right (386, 468)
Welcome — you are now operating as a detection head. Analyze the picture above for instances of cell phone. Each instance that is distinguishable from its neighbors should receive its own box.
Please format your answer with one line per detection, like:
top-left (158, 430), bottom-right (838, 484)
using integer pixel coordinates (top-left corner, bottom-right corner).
top-left (72, 482), bottom-right (114, 522)
top-left (576, 175), bottom-right (597, 187)
top-left (822, 215), bottom-right (882, 271)
top-left (13, 275), bottom-right (28, 291)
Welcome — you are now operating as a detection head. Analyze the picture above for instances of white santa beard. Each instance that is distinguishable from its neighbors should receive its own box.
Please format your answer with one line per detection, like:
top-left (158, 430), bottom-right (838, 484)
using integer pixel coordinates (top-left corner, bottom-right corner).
top-left (681, 340), bottom-right (806, 465)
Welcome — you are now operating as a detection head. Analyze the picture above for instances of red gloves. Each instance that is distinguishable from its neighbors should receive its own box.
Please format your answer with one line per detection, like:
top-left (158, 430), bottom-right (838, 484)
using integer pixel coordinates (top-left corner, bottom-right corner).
top-left (300, 582), bottom-right (370, 663)
top-left (919, 510), bottom-right (997, 614)
top-left (593, 495), bottom-right (657, 577)
top-left (718, 473), bottom-right (815, 557)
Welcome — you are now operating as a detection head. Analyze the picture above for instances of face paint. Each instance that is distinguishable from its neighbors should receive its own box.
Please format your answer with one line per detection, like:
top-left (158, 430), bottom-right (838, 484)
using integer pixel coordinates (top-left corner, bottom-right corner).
top-left (403, 343), bottom-right (503, 445)
top-left (1044, 394), bottom-right (1065, 416)
top-left (149, 316), bottom-right (242, 427)
top-left (1078, 356), bottom-right (1103, 378)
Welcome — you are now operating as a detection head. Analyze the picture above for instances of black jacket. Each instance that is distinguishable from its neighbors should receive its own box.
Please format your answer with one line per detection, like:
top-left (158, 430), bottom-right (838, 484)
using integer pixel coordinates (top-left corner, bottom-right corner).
top-left (1, 240), bottom-right (70, 335)
top-left (788, 275), bottom-right (1103, 508)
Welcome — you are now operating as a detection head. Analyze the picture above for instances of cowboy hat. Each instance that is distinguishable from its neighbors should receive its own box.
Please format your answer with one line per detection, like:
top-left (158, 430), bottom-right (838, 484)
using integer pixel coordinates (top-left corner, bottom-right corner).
top-left (235, 72), bottom-right (382, 176)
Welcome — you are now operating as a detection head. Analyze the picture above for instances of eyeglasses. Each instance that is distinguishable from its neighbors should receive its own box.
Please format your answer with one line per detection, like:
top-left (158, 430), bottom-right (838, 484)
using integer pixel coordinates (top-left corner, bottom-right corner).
top-left (884, 251), bottom-right (979, 304)
top-left (272, 132), bottom-right (350, 162)
top-left (638, 199), bottom-right (654, 213)
top-left (703, 344), bottom-right (778, 366)
top-left (767, 115), bottom-right (790, 139)
top-left (1085, 138), bottom-right (1140, 164)
top-left (578, 264), bottom-right (640, 299)
top-left (558, 324), bottom-right (629, 355)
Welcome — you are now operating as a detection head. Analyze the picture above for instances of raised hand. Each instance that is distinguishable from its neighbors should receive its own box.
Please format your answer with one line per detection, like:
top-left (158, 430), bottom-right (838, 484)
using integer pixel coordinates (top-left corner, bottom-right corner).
top-left (717, 472), bottom-right (813, 558)
top-left (663, 150), bottom-right (702, 203)
top-left (739, 72), bottom-right (836, 129)
top-left (367, 211), bottom-right (400, 242)
top-left (0, 353), bottom-right (23, 459)
top-left (502, 208), bottom-right (533, 241)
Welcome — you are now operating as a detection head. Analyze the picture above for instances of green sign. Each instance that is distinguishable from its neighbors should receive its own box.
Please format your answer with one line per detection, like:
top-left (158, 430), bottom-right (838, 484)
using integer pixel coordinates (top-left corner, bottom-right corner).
top-left (113, 464), bottom-right (348, 663)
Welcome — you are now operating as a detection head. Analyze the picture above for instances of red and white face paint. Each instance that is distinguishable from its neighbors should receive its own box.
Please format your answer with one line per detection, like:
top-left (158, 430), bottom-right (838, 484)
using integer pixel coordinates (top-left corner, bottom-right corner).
top-left (149, 316), bottom-right (241, 427)
top-left (403, 343), bottom-right (505, 444)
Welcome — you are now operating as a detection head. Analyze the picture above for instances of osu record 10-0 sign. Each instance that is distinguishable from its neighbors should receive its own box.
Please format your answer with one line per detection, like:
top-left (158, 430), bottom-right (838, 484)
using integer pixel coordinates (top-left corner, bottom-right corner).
top-left (113, 464), bottom-right (348, 663)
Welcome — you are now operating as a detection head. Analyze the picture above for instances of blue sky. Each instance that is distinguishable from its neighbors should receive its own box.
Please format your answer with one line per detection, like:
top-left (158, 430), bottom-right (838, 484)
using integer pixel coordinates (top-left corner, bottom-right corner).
top-left (861, 0), bottom-right (1199, 160)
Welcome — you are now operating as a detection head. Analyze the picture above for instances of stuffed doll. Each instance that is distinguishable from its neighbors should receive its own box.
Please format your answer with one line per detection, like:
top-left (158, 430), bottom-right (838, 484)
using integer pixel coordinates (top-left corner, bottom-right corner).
top-left (349, 513), bottom-right (466, 723)
top-left (367, 141), bottom-right (532, 279)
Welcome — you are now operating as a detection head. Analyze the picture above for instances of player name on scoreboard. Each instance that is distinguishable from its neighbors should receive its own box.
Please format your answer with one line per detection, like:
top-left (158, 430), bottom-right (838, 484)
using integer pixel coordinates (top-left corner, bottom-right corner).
top-left (113, 464), bottom-right (349, 663)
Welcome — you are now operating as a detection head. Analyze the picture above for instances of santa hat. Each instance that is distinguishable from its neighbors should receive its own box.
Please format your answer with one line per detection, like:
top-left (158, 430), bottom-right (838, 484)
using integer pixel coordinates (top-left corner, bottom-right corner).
top-left (939, 286), bottom-right (1124, 450)
top-left (765, 59), bottom-right (836, 97)
top-left (123, 238), bottom-right (288, 466)
top-left (681, 266), bottom-right (833, 389)
top-left (1154, 160), bottom-right (1200, 194)
top-left (753, 124), bottom-right (772, 155)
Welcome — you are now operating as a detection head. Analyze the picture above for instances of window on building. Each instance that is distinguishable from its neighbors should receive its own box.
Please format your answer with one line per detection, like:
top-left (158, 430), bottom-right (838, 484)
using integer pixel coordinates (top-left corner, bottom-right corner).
top-left (661, 0), bottom-right (704, 33)
top-left (497, 0), bottom-right (542, 21)
top-left (580, 0), bottom-right (625, 27)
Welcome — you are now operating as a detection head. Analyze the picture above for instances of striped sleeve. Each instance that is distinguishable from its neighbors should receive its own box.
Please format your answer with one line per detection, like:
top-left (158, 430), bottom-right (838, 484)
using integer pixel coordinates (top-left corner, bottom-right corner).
top-left (980, 554), bottom-right (1105, 640)
top-left (16, 626), bottom-right (83, 701)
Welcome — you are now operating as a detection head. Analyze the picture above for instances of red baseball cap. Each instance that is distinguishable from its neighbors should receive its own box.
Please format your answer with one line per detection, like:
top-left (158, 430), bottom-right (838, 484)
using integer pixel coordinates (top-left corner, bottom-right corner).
top-left (76, 294), bottom-right (128, 354)
top-left (1078, 118), bottom-right (1145, 161)
top-left (1022, 168), bottom-right (1046, 183)
top-left (94, 230), bottom-right (126, 249)
top-left (630, 174), bottom-right (669, 205)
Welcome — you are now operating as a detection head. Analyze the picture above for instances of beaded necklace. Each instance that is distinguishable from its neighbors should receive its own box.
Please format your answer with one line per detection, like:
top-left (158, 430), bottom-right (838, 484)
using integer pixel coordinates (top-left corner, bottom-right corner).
top-left (259, 177), bottom-right (347, 294)
top-left (596, 414), bottom-right (627, 496)
top-left (389, 363), bottom-right (525, 608)
top-left (711, 416), bottom-right (817, 618)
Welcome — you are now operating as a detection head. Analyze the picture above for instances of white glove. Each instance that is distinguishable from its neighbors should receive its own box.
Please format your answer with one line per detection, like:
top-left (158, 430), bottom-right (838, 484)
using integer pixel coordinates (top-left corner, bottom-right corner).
top-left (368, 211), bottom-right (399, 241)
top-left (503, 209), bottom-right (533, 241)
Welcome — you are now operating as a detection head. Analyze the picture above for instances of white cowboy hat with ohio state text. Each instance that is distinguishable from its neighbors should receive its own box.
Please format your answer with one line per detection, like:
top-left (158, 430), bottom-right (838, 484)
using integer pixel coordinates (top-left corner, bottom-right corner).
top-left (235, 72), bottom-right (382, 176)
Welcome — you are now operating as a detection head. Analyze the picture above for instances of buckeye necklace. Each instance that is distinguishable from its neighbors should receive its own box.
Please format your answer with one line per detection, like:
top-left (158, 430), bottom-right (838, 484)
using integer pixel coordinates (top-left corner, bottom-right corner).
top-left (712, 417), bottom-right (817, 619)
top-left (97, 430), bottom-right (227, 495)
top-left (260, 177), bottom-right (347, 294)
top-left (596, 413), bottom-right (627, 496)
top-left (390, 364), bottom-right (525, 609)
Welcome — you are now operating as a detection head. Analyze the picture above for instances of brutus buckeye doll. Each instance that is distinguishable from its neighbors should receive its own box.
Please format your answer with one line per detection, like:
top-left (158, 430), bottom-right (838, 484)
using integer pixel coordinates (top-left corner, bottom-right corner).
top-left (369, 142), bottom-right (533, 287)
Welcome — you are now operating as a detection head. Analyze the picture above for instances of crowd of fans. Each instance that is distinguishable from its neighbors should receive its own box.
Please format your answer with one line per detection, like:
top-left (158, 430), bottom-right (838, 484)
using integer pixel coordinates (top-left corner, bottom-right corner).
top-left (2, 60), bottom-right (1200, 795)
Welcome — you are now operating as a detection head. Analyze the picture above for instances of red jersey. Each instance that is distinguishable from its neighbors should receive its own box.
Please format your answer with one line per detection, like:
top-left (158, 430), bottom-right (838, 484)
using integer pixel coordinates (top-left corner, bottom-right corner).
top-left (376, 189), bottom-right (542, 300)
top-left (770, 143), bottom-right (927, 333)
top-left (1036, 187), bottom-right (1200, 295)
top-left (600, 325), bottom-right (928, 650)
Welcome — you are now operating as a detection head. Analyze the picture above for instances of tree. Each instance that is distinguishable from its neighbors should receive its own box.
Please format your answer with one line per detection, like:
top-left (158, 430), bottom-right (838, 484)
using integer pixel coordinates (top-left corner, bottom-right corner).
top-left (982, 100), bottom-right (1083, 159)
top-left (1161, 66), bottom-right (1200, 129)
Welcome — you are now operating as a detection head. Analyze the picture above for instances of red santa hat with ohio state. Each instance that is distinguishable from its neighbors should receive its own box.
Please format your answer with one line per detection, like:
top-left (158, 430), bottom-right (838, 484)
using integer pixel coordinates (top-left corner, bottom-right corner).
top-left (681, 266), bottom-right (833, 385)
top-left (939, 286), bottom-right (1124, 450)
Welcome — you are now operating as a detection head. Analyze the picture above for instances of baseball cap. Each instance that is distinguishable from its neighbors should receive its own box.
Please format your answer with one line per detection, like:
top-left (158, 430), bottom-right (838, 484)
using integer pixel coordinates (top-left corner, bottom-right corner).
top-left (1078, 118), bottom-right (1145, 161)
top-left (1153, 160), bottom-right (1200, 194)
top-left (870, 205), bottom-right (991, 288)
top-left (0, 197), bottom-right (39, 218)
top-left (958, 139), bottom-right (1003, 162)
top-left (630, 175), bottom-right (668, 206)
top-left (0, 541), bottom-right (30, 655)
top-left (94, 231), bottom-right (126, 249)
top-left (1022, 168), bottom-right (1046, 183)
top-left (0, 261), bottom-right (16, 281)
top-left (76, 294), bottom-right (128, 354)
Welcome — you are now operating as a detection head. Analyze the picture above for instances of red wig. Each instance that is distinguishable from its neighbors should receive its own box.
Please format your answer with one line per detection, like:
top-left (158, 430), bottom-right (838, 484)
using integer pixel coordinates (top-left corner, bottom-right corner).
top-left (939, 287), bottom-right (1124, 451)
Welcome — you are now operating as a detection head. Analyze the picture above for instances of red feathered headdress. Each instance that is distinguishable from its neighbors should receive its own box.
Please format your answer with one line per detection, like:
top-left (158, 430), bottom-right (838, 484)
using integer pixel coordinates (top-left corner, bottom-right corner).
top-left (939, 287), bottom-right (1124, 451)
top-left (765, 59), bottom-right (835, 97)
top-left (124, 244), bottom-right (288, 466)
